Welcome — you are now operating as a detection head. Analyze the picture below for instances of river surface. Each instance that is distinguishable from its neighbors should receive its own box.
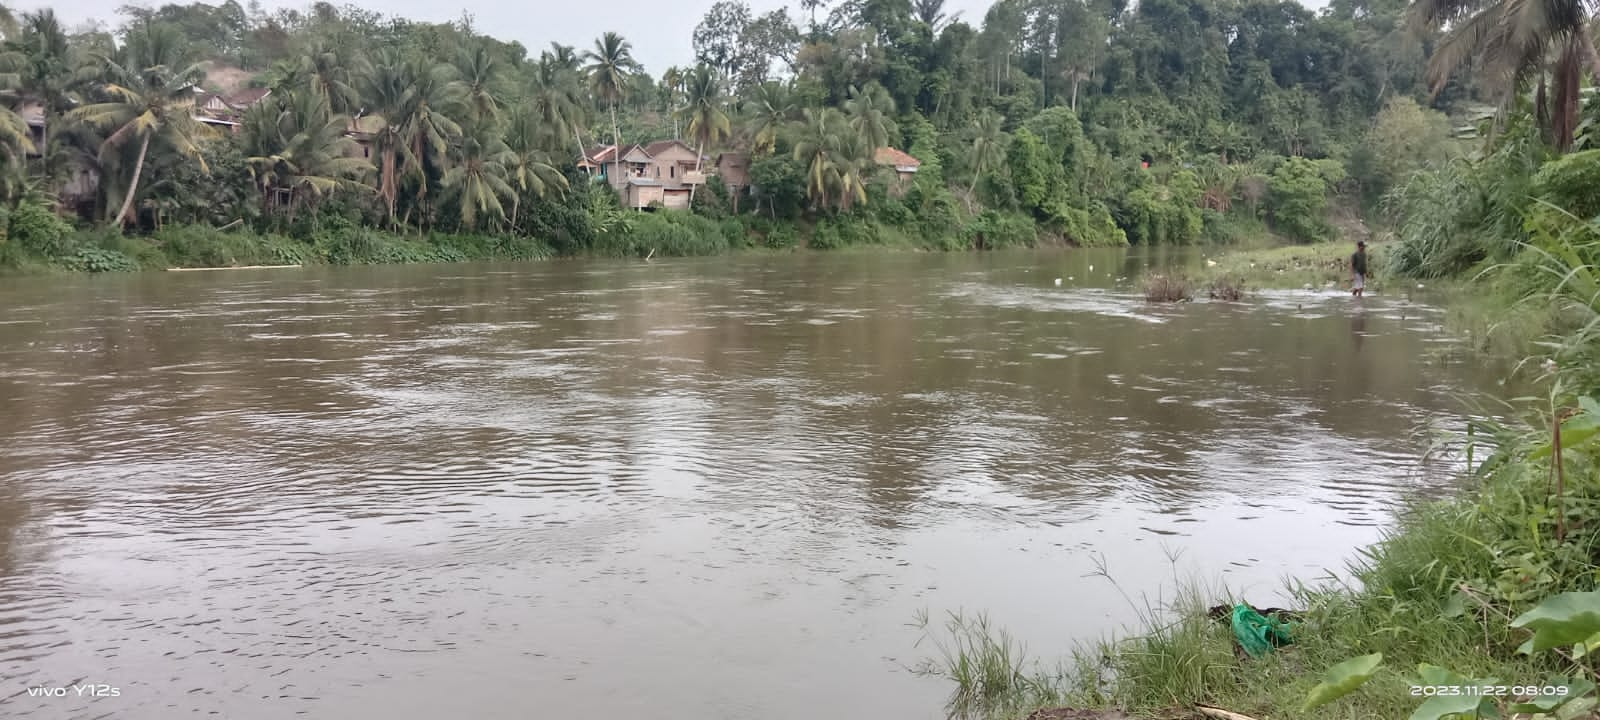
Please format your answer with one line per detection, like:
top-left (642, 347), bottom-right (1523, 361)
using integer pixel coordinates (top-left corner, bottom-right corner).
top-left (0, 249), bottom-right (1492, 719)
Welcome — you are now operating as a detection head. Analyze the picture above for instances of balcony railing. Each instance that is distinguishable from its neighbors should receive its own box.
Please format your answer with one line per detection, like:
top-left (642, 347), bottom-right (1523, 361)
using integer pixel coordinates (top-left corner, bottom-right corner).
top-left (682, 171), bottom-right (706, 185)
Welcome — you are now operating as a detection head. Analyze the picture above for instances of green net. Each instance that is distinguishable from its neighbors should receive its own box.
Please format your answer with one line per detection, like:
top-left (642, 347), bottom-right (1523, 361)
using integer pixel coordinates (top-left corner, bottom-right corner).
top-left (1231, 603), bottom-right (1295, 658)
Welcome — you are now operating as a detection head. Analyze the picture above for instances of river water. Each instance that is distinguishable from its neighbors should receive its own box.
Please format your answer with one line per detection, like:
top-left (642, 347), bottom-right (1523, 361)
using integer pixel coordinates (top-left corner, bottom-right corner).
top-left (0, 249), bottom-right (1491, 719)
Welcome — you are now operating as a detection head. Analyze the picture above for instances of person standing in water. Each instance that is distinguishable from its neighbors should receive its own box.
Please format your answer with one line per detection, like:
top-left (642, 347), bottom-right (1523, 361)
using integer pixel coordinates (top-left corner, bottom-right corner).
top-left (1350, 240), bottom-right (1368, 297)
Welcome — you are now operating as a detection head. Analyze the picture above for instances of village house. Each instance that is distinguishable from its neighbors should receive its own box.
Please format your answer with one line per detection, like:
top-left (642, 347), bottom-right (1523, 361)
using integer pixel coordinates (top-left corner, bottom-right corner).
top-left (874, 147), bottom-right (921, 195)
top-left (579, 140), bottom-right (707, 210)
top-left (193, 87), bottom-right (273, 134)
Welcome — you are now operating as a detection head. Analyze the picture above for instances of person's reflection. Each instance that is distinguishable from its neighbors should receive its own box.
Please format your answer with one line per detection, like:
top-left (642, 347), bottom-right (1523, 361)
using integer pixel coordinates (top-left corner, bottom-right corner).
top-left (1351, 307), bottom-right (1367, 352)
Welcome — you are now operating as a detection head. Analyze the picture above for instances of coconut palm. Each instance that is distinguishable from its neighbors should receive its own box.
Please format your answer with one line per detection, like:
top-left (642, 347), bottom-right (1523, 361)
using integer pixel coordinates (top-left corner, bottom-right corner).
top-left (793, 106), bottom-right (868, 212)
top-left (356, 53), bottom-right (462, 225)
top-left (913, 0), bottom-right (962, 33)
top-left (502, 107), bottom-right (568, 230)
top-left (547, 43), bottom-right (582, 74)
top-left (966, 109), bottom-right (1007, 198)
top-left (299, 41), bottom-right (363, 114)
top-left (1414, 0), bottom-right (1600, 148)
top-left (745, 80), bottom-right (796, 155)
top-left (5, 10), bottom-right (72, 175)
top-left (584, 32), bottom-right (639, 150)
top-left (681, 64), bottom-right (729, 204)
top-left (442, 124), bottom-right (516, 230)
top-left (241, 91), bottom-right (371, 223)
top-left (661, 65), bottom-right (685, 136)
top-left (69, 57), bottom-right (210, 225)
top-left (845, 82), bottom-right (896, 153)
top-left (451, 44), bottom-right (500, 125)
top-left (0, 3), bottom-right (18, 41)
top-left (529, 54), bottom-right (586, 160)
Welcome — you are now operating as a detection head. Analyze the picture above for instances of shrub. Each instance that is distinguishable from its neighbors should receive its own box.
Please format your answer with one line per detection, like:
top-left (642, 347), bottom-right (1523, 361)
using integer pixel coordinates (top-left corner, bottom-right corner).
top-left (67, 246), bottom-right (139, 273)
top-left (1206, 275), bottom-right (1246, 301)
top-left (965, 210), bottom-right (1038, 250)
top-left (9, 201), bottom-right (74, 257)
top-left (1143, 273), bottom-right (1193, 302)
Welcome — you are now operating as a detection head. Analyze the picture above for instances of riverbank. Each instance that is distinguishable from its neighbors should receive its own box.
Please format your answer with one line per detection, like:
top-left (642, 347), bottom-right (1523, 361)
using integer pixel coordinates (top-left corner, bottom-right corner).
top-left (923, 240), bottom-right (1600, 720)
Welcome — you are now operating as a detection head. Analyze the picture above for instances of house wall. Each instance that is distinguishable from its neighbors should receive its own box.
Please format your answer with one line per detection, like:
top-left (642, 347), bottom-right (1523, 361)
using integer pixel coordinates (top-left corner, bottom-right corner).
top-left (717, 156), bottom-right (750, 188)
top-left (648, 145), bottom-right (699, 182)
top-left (661, 189), bottom-right (691, 210)
top-left (628, 184), bottom-right (664, 208)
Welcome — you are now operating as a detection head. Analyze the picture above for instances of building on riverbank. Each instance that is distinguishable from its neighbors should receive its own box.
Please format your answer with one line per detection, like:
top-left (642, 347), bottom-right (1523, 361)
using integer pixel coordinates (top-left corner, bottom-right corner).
top-left (579, 140), bottom-right (707, 210)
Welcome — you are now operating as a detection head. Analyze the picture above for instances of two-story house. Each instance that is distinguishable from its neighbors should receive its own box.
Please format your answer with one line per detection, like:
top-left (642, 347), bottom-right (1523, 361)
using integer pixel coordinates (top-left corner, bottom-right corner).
top-left (579, 140), bottom-right (708, 210)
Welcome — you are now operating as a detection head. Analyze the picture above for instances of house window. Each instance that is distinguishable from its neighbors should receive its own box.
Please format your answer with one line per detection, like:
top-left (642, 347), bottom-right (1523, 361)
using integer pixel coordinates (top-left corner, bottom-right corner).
top-left (670, 165), bottom-right (675, 178)
top-left (363, 146), bottom-right (370, 158)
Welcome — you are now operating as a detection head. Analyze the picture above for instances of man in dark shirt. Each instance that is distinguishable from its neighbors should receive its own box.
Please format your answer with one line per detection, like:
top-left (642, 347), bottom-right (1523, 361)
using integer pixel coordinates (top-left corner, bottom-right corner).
top-left (1351, 240), bottom-right (1368, 297)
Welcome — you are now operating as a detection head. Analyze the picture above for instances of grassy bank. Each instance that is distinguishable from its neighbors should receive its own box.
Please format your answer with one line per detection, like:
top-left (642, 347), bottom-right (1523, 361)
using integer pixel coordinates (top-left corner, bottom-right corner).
top-left (0, 202), bottom-right (1105, 275)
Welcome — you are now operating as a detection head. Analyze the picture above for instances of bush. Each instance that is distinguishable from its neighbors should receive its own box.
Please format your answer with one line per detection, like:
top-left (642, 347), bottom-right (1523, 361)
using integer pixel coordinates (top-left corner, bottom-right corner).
top-left (964, 210), bottom-right (1038, 250)
top-left (1268, 157), bottom-right (1343, 243)
top-left (1143, 273), bottom-right (1193, 302)
top-left (66, 246), bottom-right (139, 273)
top-left (9, 201), bottom-right (74, 257)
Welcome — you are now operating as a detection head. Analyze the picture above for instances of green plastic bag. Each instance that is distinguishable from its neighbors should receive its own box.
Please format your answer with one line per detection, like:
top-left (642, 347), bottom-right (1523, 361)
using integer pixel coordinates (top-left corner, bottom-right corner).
top-left (1232, 603), bottom-right (1295, 658)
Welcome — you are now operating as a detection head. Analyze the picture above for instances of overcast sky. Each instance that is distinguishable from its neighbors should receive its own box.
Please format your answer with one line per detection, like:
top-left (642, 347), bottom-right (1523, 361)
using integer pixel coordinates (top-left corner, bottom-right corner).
top-left (20, 0), bottom-right (1008, 73)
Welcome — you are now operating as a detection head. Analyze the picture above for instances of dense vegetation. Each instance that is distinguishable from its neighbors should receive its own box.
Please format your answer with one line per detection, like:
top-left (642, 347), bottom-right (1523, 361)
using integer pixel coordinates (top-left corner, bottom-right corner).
top-left (0, 0), bottom-right (1499, 271)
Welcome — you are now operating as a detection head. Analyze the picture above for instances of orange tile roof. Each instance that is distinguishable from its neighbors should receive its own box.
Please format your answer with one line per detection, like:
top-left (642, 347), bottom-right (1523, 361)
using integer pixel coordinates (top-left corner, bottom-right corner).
top-left (874, 147), bottom-right (921, 168)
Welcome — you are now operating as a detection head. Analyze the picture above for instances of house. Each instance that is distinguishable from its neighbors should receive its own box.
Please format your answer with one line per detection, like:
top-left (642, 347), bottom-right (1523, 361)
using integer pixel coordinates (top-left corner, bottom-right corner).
top-left (345, 114), bottom-right (384, 159)
top-left (20, 102), bottom-right (43, 155)
top-left (714, 152), bottom-right (751, 212)
top-left (192, 87), bottom-right (272, 134)
top-left (579, 139), bottom-right (707, 210)
top-left (715, 152), bottom-right (750, 190)
top-left (874, 147), bottom-right (921, 194)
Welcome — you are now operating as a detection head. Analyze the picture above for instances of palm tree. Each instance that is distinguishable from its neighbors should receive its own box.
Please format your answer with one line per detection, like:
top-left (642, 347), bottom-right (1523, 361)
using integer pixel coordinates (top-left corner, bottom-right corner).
top-left (845, 82), bottom-right (896, 153)
top-left (0, 3), bottom-right (17, 42)
top-left (1414, 0), bottom-right (1600, 148)
top-left (529, 54), bottom-right (586, 162)
top-left (502, 107), bottom-right (568, 230)
top-left (547, 43), bottom-right (582, 73)
top-left (299, 41), bottom-right (363, 114)
top-left (443, 123), bottom-right (517, 230)
top-left (584, 32), bottom-right (639, 151)
top-left (69, 58), bottom-right (211, 226)
top-left (745, 80), bottom-right (796, 155)
top-left (241, 91), bottom-right (371, 223)
top-left (966, 109), bottom-right (1006, 199)
top-left (451, 44), bottom-right (500, 125)
top-left (793, 107), bottom-right (867, 212)
top-left (356, 53), bottom-right (462, 225)
top-left (661, 66), bottom-right (685, 136)
top-left (6, 10), bottom-right (71, 176)
top-left (681, 64), bottom-right (729, 205)
top-left (913, 0), bottom-right (962, 33)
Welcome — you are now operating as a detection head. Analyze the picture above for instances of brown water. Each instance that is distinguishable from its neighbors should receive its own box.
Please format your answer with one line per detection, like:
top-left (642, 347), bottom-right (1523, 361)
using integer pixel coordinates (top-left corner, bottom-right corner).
top-left (0, 249), bottom-right (1491, 719)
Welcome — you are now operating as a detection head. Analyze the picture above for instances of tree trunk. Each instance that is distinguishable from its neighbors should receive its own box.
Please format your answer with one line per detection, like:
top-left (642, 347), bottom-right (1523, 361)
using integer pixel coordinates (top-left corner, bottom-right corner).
top-left (1582, 24), bottom-right (1600, 83)
top-left (381, 145), bottom-right (398, 223)
top-left (689, 142), bottom-right (703, 206)
top-left (610, 102), bottom-right (621, 151)
top-left (1071, 76), bottom-right (1080, 113)
top-left (113, 133), bottom-right (151, 227)
top-left (573, 126), bottom-right (587, 172)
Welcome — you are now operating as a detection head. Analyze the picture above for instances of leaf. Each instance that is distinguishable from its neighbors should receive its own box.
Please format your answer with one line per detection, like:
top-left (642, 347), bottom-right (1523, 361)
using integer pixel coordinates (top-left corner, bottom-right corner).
top-left (1511, 591), bottom-right (1600, 654)
top-left (1303, 653), bottom-right (1383, 712)
top-left (1557, 695), bottom-right (1598, 719)
top-left (1573, 631), bottom-right (1600, 660)
top-left (1507, 677), bottom-right (1595, 713)
top-left (1443, 590), bottom-right (1468, 618)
